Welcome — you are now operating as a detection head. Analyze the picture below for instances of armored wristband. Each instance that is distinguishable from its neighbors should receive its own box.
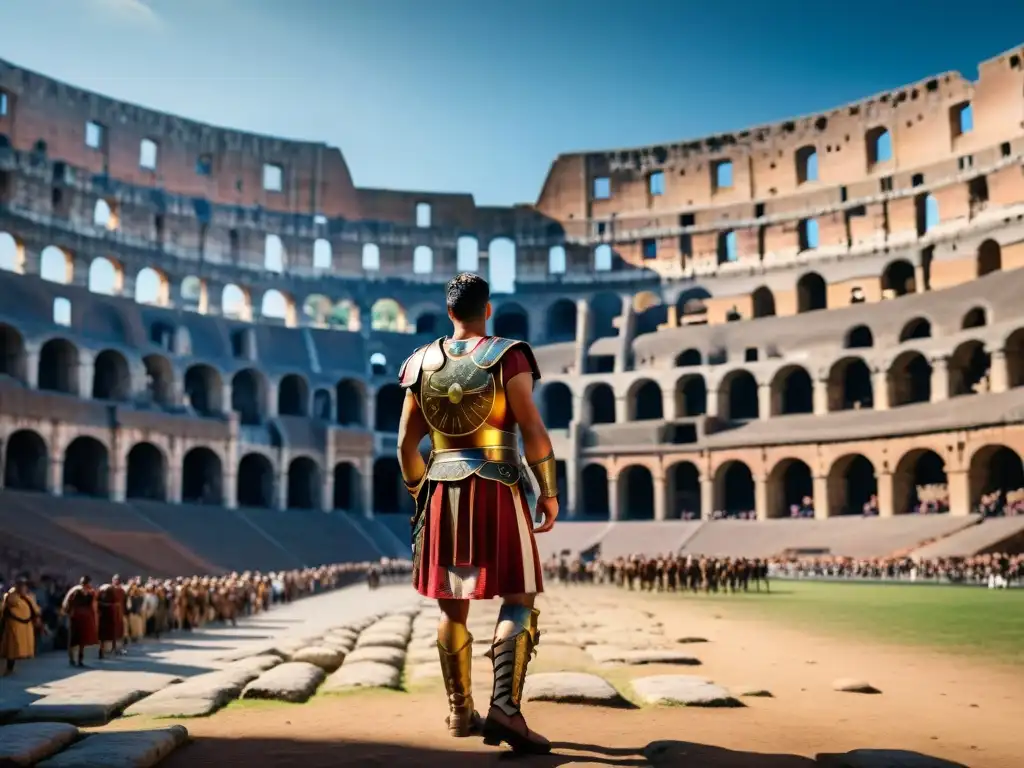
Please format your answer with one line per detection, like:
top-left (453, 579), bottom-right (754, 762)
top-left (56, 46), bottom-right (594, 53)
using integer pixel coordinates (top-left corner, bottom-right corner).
top-left (528, 452), bottom-right (559, 498)
top-left (404, 473), bottom-right (426, 499)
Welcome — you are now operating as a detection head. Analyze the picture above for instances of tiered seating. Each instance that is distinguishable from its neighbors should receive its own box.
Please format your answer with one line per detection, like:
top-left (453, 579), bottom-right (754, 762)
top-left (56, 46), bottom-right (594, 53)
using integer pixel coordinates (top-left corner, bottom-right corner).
top-left (534, 521), bottom-right (611, 560)
top-left (911, 517), bottom-right (1024, 558)
top-left (237, 507), bottom-right (381, 567)
top-left (356, 516), bottom-right (411, 559)
top-left (597, 521), bottom-right (704, 560)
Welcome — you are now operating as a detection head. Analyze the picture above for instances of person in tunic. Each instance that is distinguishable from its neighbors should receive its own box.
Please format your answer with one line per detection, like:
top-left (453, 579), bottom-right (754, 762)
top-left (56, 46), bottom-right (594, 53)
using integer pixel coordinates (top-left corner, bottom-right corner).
top-left (97, 576), bottom-right (126, 658)
top-left (61, 576), bottom-right (98, 667)
top-left (397, 273), bottom-right (559, 755)
top-left (0, 578), bottom-right (41, 676)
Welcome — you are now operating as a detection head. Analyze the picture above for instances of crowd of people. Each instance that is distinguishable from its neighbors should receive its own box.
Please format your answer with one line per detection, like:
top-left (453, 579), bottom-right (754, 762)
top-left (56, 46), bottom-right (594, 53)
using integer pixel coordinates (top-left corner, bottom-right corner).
top-left (543, 551), bottom-right (1023, 591)
top-left (0, 554), bottom-right (411, 677)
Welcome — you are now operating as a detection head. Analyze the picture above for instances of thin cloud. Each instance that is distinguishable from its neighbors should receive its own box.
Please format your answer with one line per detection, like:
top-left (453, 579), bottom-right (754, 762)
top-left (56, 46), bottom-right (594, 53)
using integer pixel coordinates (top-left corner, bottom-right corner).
top-left (91, 0), bottom-right (162, 27)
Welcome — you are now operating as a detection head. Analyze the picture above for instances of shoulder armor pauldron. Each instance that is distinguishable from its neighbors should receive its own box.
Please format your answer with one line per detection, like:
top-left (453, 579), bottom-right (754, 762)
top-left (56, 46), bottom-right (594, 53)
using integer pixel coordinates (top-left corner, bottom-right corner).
top-left (398, 339), bottom-right (446, 388)
top-left (471, 337), bottom-right (541, 380)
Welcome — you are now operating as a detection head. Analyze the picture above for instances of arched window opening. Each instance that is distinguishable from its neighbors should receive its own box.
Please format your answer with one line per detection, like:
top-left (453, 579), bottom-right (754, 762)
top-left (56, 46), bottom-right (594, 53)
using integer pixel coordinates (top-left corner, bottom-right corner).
top-left (38, 338), bottom-right (79, 395)
top-left (543, 383), bottom-right (573, 429)
top-left (493, 304), bottom-right (529, 341)
top-left (370, 352), bottom-right (387, 376)
top-left (716, 461), bottom-right (755, 517)
top-left (237, 453), bottom-right (275, 508)
top-left (181, 447), bottom-right (223, 505)
top-left (587, 383), bottom-right (616, 424)
top-left (796, 273), bottom-right (826, 313)
top-left (889, 352), bottom-right (932, 406)
top-left (362, 243), bottom-right (380, 271)
top-left (264, 234), bottom-right (285, 273)
top-left (413, 245), bottom-right (433, 275)
top-left (313, 238), bottom-right (332, 269)
top-left (722, 371), bottom-right (758, 420)
top-left (40, 246), bottom-right (71, 284)
top-left (92, 349), bottom-right (131, 401)
top-left (375, 384), bottom-right (404, 432)
top-left (882, 260), bottom-right (916, 298)
top-left (751, 287), bottom-right (775, 318)
top-left (456, 236), bottom-right (479, 272)
top-left (619, 466), bottom-right (654, 519)
top-left (796, 145), bottom-right (818, 184)
top-left (675, 375), bottom-right (707, 417)
top-left (278, 373), bottom-right (309, 417)
top-left (548, 245), bottom-right (566, 274)
top-left (333, 463), bottom-right (358, 511)
top-left (488, 237), bottom-right (517, 294)
top-left (844, 325), bottom-right (873, 349)
top-left (184, 364), bottom-right (222, 416)
top-left (580, 464), bottom-right (609, 518)
top-left (231, 369), bottom-right (266, 426)
top-left (630, 380), bottom-right (663, 421)
top-left (125, 443), bottom-right (166, 501)
top-left (4, 430), bottom-right (48, 492)
top-left (336, 379), bottom-right (364, 426)
top-left (287, 457), bottom-right (322, 510)
top-left (977, 240), bottom-right (1001, 277)
top-left (63, 437), bottom-right (109, 498)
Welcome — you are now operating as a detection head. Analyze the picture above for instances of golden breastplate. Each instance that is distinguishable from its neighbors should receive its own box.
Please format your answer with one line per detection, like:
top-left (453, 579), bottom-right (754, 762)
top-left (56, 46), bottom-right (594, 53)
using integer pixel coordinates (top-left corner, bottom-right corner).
top-left (420, 355), bottom-right (495, 438)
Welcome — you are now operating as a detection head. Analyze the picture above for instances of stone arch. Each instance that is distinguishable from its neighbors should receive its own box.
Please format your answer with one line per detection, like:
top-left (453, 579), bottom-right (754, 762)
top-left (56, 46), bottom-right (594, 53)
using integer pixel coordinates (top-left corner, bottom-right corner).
top-left (547, 245), bottom-right (566, 274)
top-left (948, 340), bottom-right (990, 397)
top-left (373, 457), bottom-right (406, 514)
top-left (674, 349), bottom-right (702, 368)
top-left (893, 448), bottom-right (947, 514)
top-left (237, 453), bottom-right (275, 508)
top-left (4, 429), bottom-right (48, 492)
top-left (968, 445), bottom-right (1024, 510)
top-left (265, 234), bottom-right (285, 272)
top-left (336, 378), bottom-right (366, 426)
top-left (714, 461), bottom-right (755, 515)
top-left (751, 286), bottom-right (776, 318)
top-left (962, 306), bottom-right (987, 330)
top-left (493, 302), bottom-right (529, 341)
top-left (675, 287), bottom-right (712, 326)
top-left (333, 462), bottom-right (360, 511)
top-left (184, 364), bottom-right (223, 416)
top-left (369, 352), bottom-right (387, 376)
top-left (882, 260), bottom-right (915, 297)
top-left (313, 238), bottom-right (332, 269)
top-left (767, 458), bottom-right (813, 518)
top-left (546, 299), bottom-right (577, 342)
top-left (362, 243), bottom-right (381, 270)
top-left (719, 370), bottom-right (758, 420)
top-left (899, 317), bottom-right (931, 342)
top-left (180, 276), bottom-right (206, 312)
top-left (585, 382), bottom-right (616, 424)
top-left (1006, 328), bottom-right (1024, 389)
top-left (0, 232), bottom-right (25, 273)
top-left (39, 246), bottom-right (72, 284)
top-left (278, 373), bottom-right (310, 417)
top-left (0, 323), bottom-right (27, 383)
top-left (590, 292), bottom-right (623, 340)
top-left (542, 382), bottom-right (573, 428)
top-left (222, 283), bottom-right (251, 320)
top-left (332, 299), bottom-right (360, 331)
top-left (796, 272), bottom-right (827, 313)
top-left (977, 239), bottom-right (1001, 277)
top-left (232, 368), bottom-right (268, 426)
top-left (413, 245), bottom-right (433, 274)
top-left (667, 461), bottom-right (700, 519)
top-left (302, 294), bottom-right (333, 327)
top-left (581, 464), bottom-right (609, 519)
top-left (375, 383), bottom-right (404, 432)
top-left (827, 356), bottom-right (873, 411)
top-left (92, 349), bottom-right (131, 401)
top-left (889, 351), bottom-right (932, 406)
top-left (134, 267), bottom-right (169, 305)
top-left (287, 456), bottom-right (322, 510)
top-left (261, 289), bottom-right (294, 326)
top-left (456, 236), bottom-right (479, 272)
top-left (633, 292), bottom-right (666, 337)
top-left (770, 365), bottom-right (813, 415)
top-left (619, 465), bottom-right (654, 519)
top-left (38, 338), bottom-right (79, 395)
top-left (181, 447), bottom-right (223, 505)
top-left (63, 436), bottom-right (109, 498)
top-left (488, 237), bottom-right (517, 294)
top-left (628, 379), bottom-right (663, 421)
top-left (143, 353), bottom-right (174, 406)
top-left (844, 325), bottom-right (874, 349)
top-left (87, 256), bottom-right (123, 295)
top-left (414, 310), bottom-right (451, 336)
top-left (675, 374), bottom-right (707, 417)
top-left (826, 454), bottom-right (877, 516)
top-left (125, 442), bottom-right (167, 501)
top-left (312, 388), bottom-right (332, 421)
top-left (371, 298), bottom-right (406, 332)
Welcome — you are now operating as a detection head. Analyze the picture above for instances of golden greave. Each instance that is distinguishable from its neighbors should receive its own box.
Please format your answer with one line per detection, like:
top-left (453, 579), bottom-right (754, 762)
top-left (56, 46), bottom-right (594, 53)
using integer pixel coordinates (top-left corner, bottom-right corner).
top-left (437, 618), bottom-right (476, 736)
top-left (489, 604), bottom-right (540, 718)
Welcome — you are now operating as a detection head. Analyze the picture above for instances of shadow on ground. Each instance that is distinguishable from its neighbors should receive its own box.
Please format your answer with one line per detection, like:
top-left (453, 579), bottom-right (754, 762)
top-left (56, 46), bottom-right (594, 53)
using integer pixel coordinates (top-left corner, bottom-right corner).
top-left (159, 736), bottom-right (970, 767)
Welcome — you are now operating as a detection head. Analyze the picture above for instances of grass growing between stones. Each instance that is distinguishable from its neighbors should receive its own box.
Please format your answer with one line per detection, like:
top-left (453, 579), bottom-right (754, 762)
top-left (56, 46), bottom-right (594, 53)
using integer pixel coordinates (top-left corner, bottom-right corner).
top-left (222, 699), bottom-right (302, 712)
top-left (641, 581), bottom-right (1024, 666)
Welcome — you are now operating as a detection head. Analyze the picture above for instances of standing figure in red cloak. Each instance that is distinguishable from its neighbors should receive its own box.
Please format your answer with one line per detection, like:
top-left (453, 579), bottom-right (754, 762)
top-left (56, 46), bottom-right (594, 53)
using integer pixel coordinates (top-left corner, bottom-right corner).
top-left (397, 273), bottom-right (559, 755)
top-left (61, 576), bottom-right (98, 667)
top-left (97, 575), bottom-right (127, 658)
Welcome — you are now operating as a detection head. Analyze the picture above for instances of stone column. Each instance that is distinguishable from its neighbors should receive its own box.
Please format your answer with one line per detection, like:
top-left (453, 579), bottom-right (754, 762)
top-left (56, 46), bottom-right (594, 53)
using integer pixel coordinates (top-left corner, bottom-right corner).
top-left (930, 356), bottom-right (949, 403)
top-left (565, 456), bottom-right (579, 519)
top-left (573, 298), bottom-right (591, 375)
top-left (362, 458), bottom-right (375, 518)
top-left (49, 456), bottom-right (63, 496)
top-left (754, 473), bottom-right (768, 521)
top-left (614, 302), bottom-right (635, 374)
top-left (277, 452), bottom-right (290, 510)
top-left (608, 474), bottom-right (620, 521)
top-left (813, 475), bottom-right (829, 520)
top-left (758, 383), bottom-right (771, 421)
top-left (705, 389), bottom-right (719, 418)
top-left (615, 396), bottom-right (626, 424)
top-left (266, 380), bottom-right (279, 419)
top-left (221, 382), bottom-right (233, 417)
top-left (946, 469), bottom-right (971, 517)
top-left (700, 477), bottom-right (714, 520)
top-left (110, 461), bottom-right (127, 503)
top-left (988, 349), bottom-right (1008, 394)
top-left (653, 473), bottom-right (666, 521)
top-left (914, 264), bottom-right (926, 293)
top-left (876, 471), bottom-right (894, 517)
top-left (78, 360), bottom-right (95, 399)
top-left (872, 369), bottom-right (889, 411)
top-left (365, 389), bottom-right (377, 431)
top-left (813, 379), bottom-right (828, 416)
top-left (24, 348), bottom-right (39, 389)
top-left (661, 388), bottom-right (676, 421)
top-left (573, 393), bottom-right (588, 426)
top-left (223, 469), bottom-right (238, 509)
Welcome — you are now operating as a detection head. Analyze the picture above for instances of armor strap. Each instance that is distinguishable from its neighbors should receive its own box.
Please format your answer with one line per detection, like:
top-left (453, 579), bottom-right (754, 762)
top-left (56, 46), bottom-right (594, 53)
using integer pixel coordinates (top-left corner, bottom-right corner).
top-left (528, 453), bottom-right (559, 498)
top-left (489, 605), bottom-right (540, 718)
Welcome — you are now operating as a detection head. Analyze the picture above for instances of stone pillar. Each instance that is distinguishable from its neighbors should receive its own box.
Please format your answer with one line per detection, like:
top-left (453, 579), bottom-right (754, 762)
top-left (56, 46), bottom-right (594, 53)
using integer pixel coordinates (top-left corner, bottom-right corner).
top-left (813, 475), bottom-right (829, 520)
top-left (277, 464), bottom-right (289, 510)
top-left (608, 474), bottom-right (620, 521)
top-left (573, 299), bottom-right (591, 375)
top-left (362, 459), bottom-right (375, 518)
top-left (49, 457), bottom-right (63, 496)
top-left (754, 473), bottom-right (768, 521)
top-left (661, 388), bottom-right (676, 421)
top-left (700, 477), bottom-right (714, 520)
top-left (110, 461), bottom-right (126, 503)
top-left (24, 349), bottom-right (39, 389)
top-left (322, 468), bottom-right (334, 512)
top-left (613, 302), bottom-right (635, 374)
top-left (366, 390), bottom-right (377, 431)
top-left (615, 396), bottom-right (626, 424)
top-left (705, 390), bottom-right (719, 418)
top-left (946, 469), bottom-right (970, 517)
top-left (930, 356), bottom-right (949, 403)
top-left (914, 264), bottom-right (926, 293)
top-left (266, 381), bottom-right (279, 419)
top-left (565, 457), bottom-right (579, 519)
top-left (653, 473), bottom-right (666, 521)
top-left (223, 470), bottom-right (238, 510)
top-left (872, 369), bottom-right (889, 411)
top-left (167, 460), bottom-right (182, 504)
top-left (573, 393), bottom-right (588, 426)
top-left (876, 471), bottom-right (894, 517)
top-left (989, 349), bottom-right (1008, 394)
top-left (221, 382), bottom-right (233, 417)
top-left (758, 383), bottom-right (771, 421)
top-left (813, 379), bottom-right (828, 416)
top-left (78, 360), bottom-right (95, 399)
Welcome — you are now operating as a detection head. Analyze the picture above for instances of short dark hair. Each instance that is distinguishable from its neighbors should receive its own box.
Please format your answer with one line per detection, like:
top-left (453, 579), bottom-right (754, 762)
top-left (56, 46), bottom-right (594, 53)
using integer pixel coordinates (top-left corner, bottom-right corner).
top-left (446, 272), bottom-right (490, 321)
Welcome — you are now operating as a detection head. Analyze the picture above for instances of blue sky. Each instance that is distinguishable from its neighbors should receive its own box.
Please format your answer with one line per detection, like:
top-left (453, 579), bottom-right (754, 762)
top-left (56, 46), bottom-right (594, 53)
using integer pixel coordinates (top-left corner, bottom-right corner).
top-left (0, 0), bottom-right (1021, 206)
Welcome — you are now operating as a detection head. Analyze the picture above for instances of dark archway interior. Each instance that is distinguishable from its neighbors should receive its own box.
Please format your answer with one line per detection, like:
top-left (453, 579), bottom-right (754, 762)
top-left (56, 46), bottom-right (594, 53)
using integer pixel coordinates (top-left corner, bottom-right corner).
top-left (973, 447), bottom-right (1024, 501)
top-left (842, 455), bottom-right (877, 515)
top-left (779, 460), bottom-right (813, 515)
top-left (797, 273), bottom-right (827, 313)
top-left (237, 453), bottom-right (275, 508)
top-left (184, 365), bottom-right (220, 416)
top-left (493, 306), bottom-right (529, 341)
top-left (883, 260), bottom-right (916, 296)
top-left (581, 464), bottom-right (609, 518)
top-left (182, 448), bottom-right (222, 504)
top-left (621, 466), bottom-right (654, 519)
top-left (63, 437), bottom-right (109, 498)
top-left (373, 457), bottom-right (407, 514)
top-left (897, 450), bottom-right (947, 513)
top-left (845, 325), bottom-right (873, 348)
top-left (977, 239), bottom-right (1001, 277)
top-left (751, 287), bottom-right (776, 318)
top-left (125, 442), bottom-right (166, 501)
top-left (949, 342), bottom-right (990, 397)
top-left (312, 389), bottom-right (332, 421)
top-left (721, 462), bottom-right (754, 513)
top-left (143, 354), bottom-right (174, 406)
top-left (232, 369), bottom-right (264, 426)
top-left (38, 339), bottom-right (78, 394)
top-left (669, 462), bottom-right (700, 518)
top-left (333, 462), bottom-right (357, 511)
top-left (0, 324), bottom-right (27, 383)
top-left (590, 293), bottom-right (622, 340)
top-left (778, 368), bottom-right (813, 414)
top-left (588, 384), bottom-right (616, 424)
top-left (278, 374), bottom-right (309, 417)
top-left (92, 350), bottom-right (131, 401)
top-left (375, 384), bottom-right (404, 432)
top-left (678, 376), bottom-right (707, 416)
top-left (634, 304), bottom-right (667, 336)
top-left (543, 383), bottom-right (573, 429)
top-left (891, 354), bottom-right (932, 406)
top-left (546, 299), bottom-right (577, 342)
top-left (962, 307), bottom-right (987, 330)
top-left (726, 372), bottom-right (758, 420)
top-left (287, 457), bottom-right (321, 510)
top-left (336, 379), bottom-right (364, 426)
top-left (899, 318), bottom-right (931, 342)
top-left (4, 430), bottom-right (48, 491)
top-left (675, 349), bottom-right (701, 367)
top-left (632, 381), bottom-right (663, 420)
top-left (838, 359), bottom-right (873, 409)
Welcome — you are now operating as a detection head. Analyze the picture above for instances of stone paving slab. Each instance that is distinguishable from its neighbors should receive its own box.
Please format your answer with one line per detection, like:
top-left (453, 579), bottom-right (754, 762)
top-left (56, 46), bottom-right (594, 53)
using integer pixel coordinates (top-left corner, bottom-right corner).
top-left (323, 662), bottom-right (401, 692)
top-left (124, 666), bottom-right (266, 718)
top-left (15, 672), bottom-right (185, 727)
top-left (589, 647), bottom-right (701, 666)
top-left (241, 662), bottom-right (326, 704)
top-left (523, 673), bottom-right (629, 707)
top-left (405, 662), bottom-right (442, 683)
top-left (290, 646), bottom-right (345, 672)
top-left (631, 675), bottom-right (742, 707)
top-left (344, 646), bottom-right (406, 668)
top-left (354, 631), bottom-right (409, 650)
top-left (0, 722), bottom-right (79, 765)
top-left (37, 725), bottom-right (189, 768)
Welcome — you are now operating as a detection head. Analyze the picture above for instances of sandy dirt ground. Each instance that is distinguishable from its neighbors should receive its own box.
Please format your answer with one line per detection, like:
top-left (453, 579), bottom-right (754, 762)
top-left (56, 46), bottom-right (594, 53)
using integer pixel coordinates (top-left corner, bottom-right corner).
top-left (104, 585), bottom-right (1022, 767)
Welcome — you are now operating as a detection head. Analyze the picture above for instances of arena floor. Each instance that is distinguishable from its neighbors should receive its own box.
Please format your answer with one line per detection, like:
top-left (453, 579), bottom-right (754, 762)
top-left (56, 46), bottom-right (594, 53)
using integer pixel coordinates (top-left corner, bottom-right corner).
top-left (54, 581), bottom-right (1015, 768)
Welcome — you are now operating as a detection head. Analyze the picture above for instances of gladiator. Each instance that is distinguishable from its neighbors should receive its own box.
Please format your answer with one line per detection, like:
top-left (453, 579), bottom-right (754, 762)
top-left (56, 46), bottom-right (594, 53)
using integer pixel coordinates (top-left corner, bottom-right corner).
top-left (398, 272), bottom-right (558, 754)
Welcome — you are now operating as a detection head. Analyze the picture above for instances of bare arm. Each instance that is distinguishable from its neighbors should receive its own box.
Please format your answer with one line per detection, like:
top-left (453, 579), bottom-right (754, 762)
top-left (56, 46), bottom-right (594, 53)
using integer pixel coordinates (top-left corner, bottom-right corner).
top-left (397, 390), bottom-right (429, 488)
top-left (505, 372), bottom-right (553, 466)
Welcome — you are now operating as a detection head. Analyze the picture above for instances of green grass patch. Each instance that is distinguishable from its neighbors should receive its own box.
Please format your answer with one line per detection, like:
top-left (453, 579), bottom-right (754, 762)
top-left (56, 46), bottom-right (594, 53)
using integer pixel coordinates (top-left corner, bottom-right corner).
top-left (647, 581), bottom-right (1024, 666)
top-left (222, 698), bottom-right (302, 712)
